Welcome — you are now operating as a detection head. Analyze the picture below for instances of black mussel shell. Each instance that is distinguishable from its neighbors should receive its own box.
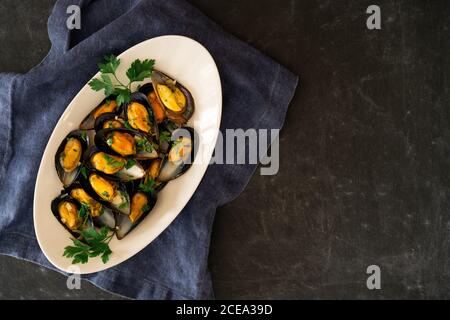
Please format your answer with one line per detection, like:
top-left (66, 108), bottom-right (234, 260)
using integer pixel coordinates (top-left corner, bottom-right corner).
top-left (79, 96), bottom-right (121, 130)
top-left (150, 70), bottom-right (195, 125)
top-left (93, 206), bottom-right (116, 229)
top-left (157, 127), bottom-right (198, 182)
top-left (115, 191), bottom-right (156, 240)
top-left (122, 92), bottom-right (158, 138)
top-left (138, 83), bottom-right (153, 96)
top-left (51, 193), bottom-right (93, 239)
top-left (94, 113), bottom-right (125, 132)
top-left (79, 170), bottom-right (131, 215)
top-left (55, 130), bottom-right (89, 187)
top-left (64, 181), bottom-right (116, 229)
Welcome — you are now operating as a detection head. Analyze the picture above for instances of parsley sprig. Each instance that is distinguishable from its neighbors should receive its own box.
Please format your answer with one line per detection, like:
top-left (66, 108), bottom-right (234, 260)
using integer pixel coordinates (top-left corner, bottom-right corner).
top-left (80, 166), bottom-right (88, 179)
top-left (125, 159), bottom-right (136, 170)
top-left (139, 179), bottom-right (156, 194)
top-left (89, 55), bottom-right (155, 106)
top-left (103, 153), bottom-right (125, 168)
top-left (63, 227), bottom-right (114, 264)
top-left (159, 131), bottom-right (171, 143)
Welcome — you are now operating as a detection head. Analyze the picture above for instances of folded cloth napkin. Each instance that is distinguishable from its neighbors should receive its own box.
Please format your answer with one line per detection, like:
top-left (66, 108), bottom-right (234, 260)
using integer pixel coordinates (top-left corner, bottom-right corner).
top-left (0, 0), bottom-right (298, 299)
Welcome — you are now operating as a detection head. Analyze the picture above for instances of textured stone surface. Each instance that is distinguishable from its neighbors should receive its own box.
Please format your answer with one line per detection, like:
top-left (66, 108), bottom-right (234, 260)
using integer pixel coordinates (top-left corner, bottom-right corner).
top-left (0, 0), bottom-right (449, 299)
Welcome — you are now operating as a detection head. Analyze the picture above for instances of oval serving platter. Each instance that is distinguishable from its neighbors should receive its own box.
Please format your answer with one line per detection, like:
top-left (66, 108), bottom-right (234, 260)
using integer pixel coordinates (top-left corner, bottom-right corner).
top-left (33, 35), bottom-right (222, 274)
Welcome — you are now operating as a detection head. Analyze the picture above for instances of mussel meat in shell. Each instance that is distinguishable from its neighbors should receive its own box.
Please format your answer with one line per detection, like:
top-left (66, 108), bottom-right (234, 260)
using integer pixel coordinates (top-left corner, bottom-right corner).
top-left (51, 194), bottom-right (93, 237)
top-left (147, 158), bottom-right (162, 180)
top-left (68, 184), bottom-right (116, 229)
top-left (123, 93), bottom-right (157, 136)
top-left (157, 127), bottom-right (197, 182)
top-left (80, 171), bottom-right (131, 215)
top-left (95, 128), bottom-right (159, 160)
top-left (115, 191), bottom-right (156, 240)
top-left (94, 113), bottom-right (125, 132)
top-left (85, 147), bottom-right (145, 181)
top-left (55, 130), bottom-right (89, 187)
top-left (149, 71), bottom-right (195, 125)
top-left (108, 131), bottom-right (136, 156)
top-left (91, 151), bottom-right (126, 175)
top-left (79, 97), bottom-right (120, 130)
top-left (140, 83), bottom-right (166, 123)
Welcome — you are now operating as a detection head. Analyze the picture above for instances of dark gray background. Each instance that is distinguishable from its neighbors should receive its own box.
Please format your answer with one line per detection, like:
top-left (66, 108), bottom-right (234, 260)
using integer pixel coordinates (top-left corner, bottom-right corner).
top-left (1, 0), bottom-right (449, 299)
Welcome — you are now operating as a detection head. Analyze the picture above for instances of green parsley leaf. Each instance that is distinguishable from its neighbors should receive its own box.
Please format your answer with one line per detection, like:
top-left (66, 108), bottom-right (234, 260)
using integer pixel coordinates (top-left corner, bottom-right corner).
top-left (98, 55), bottom-right (120, 74)
top-left (80, 166), bottom-right (88, 179)
top-left (126, 59), bottom-right (155, 83)
top-left (142, 203), bottom-right (151, 214)
top-left (124, 120), bottom-right (132, 130)
top-left (118, 202), bottom-right (128, 209)
top-left (139, 179), bottom-right (155, 194)
top-left (78, 203), bottom-right (89, 219)
top-left (80, 131), bottom-right (87, 142)
top-left (114, 87), bottom-right (131, 106)
top-left (125, 159), bottom-right (136, 170)
top-left (103, 154), bottom-right (125, 168)
top-left (63, 227), bottom-right (114, 265)
top-left (159, 131), bottom-right (171, 143)
top-left (88, 74), bottom-right (115, 96)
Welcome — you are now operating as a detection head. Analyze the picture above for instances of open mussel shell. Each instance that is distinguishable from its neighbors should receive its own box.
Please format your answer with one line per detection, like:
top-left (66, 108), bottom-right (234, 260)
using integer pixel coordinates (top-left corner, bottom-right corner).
top-left (84, 146), bottom-right (145, 182)
top-left (94, 113), bottom-right (125, 132)
top-left (51, 193), bottom-right (93, 238)
top-left (156, 119), bottom-right (181, 154)
top-left (55, 130), bottom-right (89, 187)
top-left (115, 191), bottom-right (156, 240)
top-left (79, 96), bottom-right (121, 130)
top-left (140, 83), bottom-right (166, 124)
top-left (80, 170), bottom-right (131, 215)
top-left (95, 128), bottom-right (159, 160)
top-left (65, 182), bottom-right (116, 229)
top-left (157, 127), bottom-right (198, 182)
top-left (143, 158), bottom-right (167, 191)
top-left (150, 70), bottom-right (195, 125)
top-left (122, 92), bottom-right (158, 138)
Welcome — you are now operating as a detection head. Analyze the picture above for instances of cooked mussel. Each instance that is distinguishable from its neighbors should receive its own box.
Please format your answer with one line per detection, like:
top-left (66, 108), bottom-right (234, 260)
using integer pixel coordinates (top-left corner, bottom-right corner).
top-left (79, 97), bottom-right (121, 130)
top-left (66, 182), bottom-right (116, 229)
top-left (55, 130), bottom-right (89, 187)
top-left (95, 128), bottom-right (159, 160)
top-left (140, 83), bottom-right (166, 124)
top-left (156, 119), bottom-right (180, 153)
top-left (123, 92), bottom-right (157, 136)
top-left (149, 71), bottom-right (195, 125)
top-left (115, 191), bottom-right (156, 239)
top-left (80, 171), bottom-right (131, 215)
top-left (94, 113), bottom-right (125, 132)
top-left (142, 158), bottom-right (166, 191)
top-left (157, 127), bottom-right (198, 182)
top-left (84, 147), bottom-right (145, 181)
top-left (51, 193), bottom-right (93, 237)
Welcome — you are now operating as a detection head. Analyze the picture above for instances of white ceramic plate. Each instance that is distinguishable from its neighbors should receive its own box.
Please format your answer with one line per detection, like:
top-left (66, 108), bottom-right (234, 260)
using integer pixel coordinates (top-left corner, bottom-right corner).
top-left (33, 35), bottom-right (222, 274)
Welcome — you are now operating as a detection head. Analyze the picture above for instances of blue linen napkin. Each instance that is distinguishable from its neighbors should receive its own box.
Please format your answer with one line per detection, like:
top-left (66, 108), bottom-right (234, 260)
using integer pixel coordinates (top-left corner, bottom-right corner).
top-left (0, 0), bottom-right (298, 299)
